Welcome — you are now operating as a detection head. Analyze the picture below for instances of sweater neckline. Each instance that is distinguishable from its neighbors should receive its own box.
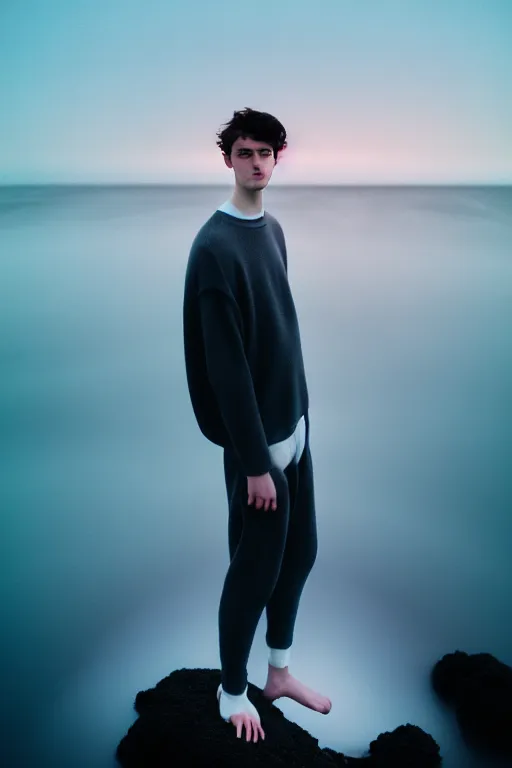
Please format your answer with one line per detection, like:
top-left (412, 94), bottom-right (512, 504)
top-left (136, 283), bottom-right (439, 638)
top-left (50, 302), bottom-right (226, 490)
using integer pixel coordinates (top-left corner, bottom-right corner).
top-left (214, 210), bottom-right (267, 229)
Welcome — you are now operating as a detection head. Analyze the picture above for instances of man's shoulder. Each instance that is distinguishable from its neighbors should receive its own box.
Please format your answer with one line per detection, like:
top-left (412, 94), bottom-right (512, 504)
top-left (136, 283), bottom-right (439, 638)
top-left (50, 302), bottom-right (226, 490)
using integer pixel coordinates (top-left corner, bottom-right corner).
top-left (191, 211), bottom-right (231, 255)
top-left (187, 213), bottom-right (237, 296)
top-left (265, 210), bottom-right (284, 235)
top-left (191, 212), bottom-right (216, 246)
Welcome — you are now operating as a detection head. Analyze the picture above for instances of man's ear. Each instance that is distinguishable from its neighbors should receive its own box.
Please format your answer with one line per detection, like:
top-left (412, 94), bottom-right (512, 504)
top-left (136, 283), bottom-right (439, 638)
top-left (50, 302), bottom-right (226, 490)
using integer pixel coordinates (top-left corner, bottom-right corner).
top-left (223, 153), bottom-right (233, 169)
top-left (275, 144), bottom-right (287, 165)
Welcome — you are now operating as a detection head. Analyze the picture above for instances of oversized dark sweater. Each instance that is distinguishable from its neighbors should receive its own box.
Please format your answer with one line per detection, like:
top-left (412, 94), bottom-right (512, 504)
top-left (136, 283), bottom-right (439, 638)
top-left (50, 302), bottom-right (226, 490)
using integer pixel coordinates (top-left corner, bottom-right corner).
top-left (182, 209), bottom-right (309, 477)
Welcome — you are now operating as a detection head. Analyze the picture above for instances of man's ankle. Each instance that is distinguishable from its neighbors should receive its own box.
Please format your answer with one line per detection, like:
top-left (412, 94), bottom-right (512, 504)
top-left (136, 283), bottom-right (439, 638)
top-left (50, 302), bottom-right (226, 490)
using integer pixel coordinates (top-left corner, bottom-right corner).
top-left (268, 663), bottom-right (289, 675)
top-left (267, 645), bottom-right (291, 669)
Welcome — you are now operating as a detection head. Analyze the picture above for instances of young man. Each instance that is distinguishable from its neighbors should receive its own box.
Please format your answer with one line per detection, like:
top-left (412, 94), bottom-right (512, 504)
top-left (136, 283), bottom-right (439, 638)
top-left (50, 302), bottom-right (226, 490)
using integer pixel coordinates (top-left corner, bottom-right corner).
top-left (182, 108), bottom-right (331, 744)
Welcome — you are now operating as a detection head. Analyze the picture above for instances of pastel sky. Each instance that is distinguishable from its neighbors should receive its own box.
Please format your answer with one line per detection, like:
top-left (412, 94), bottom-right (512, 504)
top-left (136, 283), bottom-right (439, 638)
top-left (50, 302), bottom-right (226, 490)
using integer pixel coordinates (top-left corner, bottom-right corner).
top-left (1, 0), bottom-right (511, 184)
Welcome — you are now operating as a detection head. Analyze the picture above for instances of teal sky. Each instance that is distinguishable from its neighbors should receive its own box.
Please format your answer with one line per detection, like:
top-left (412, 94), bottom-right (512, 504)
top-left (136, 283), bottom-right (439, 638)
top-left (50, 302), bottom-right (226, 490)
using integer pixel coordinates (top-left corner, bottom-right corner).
top-left (1, 0), bottom-right (511, 185)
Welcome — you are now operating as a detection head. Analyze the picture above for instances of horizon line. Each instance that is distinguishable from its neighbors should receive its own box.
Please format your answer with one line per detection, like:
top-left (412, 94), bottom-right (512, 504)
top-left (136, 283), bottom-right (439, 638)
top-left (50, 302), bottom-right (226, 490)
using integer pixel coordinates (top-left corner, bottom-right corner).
top-left (1, 181), bottom-right (511, 188)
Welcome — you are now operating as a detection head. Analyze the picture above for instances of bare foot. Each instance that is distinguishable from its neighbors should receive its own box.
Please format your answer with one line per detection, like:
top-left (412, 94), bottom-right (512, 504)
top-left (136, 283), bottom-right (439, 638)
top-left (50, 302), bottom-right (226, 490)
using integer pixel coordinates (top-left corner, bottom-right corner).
top-left (262, 671), bottom-right (332, 714)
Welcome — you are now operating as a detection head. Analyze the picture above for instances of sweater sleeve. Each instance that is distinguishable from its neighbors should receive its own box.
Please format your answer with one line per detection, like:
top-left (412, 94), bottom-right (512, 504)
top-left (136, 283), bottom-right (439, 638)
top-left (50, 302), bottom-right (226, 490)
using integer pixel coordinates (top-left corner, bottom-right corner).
top-left (198, 288), bottom-right (273, 477)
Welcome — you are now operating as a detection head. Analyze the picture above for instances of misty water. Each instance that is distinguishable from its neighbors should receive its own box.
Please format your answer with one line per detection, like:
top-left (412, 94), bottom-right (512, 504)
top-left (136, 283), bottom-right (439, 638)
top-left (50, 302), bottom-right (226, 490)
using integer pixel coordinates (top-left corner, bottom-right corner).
top-left (1, 184), bottom-right (511, 767)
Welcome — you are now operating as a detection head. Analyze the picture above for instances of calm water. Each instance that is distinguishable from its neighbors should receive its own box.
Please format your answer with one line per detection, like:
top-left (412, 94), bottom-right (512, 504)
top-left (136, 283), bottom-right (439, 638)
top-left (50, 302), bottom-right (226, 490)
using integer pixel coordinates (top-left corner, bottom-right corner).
top-left (1, 185), bottom-right (511, 768)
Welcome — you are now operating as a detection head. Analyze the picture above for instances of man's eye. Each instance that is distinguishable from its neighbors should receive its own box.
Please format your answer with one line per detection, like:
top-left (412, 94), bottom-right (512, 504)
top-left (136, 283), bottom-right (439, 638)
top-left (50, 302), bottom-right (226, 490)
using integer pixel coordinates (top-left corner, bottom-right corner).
top-left (239, 151), bottom-right (270, 157)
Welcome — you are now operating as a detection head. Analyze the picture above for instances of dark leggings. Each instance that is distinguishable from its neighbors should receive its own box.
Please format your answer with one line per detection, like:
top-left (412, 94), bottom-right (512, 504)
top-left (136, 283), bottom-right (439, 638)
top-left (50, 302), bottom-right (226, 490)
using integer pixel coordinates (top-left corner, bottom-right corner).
top-left (218, 413), bottom-right (318, 695)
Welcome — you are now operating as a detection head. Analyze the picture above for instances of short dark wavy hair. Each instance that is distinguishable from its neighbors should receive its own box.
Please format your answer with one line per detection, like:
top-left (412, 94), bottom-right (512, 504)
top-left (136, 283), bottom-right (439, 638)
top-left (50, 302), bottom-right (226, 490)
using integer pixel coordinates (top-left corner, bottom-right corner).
top-left (216, 108), bottom-right (288, 161)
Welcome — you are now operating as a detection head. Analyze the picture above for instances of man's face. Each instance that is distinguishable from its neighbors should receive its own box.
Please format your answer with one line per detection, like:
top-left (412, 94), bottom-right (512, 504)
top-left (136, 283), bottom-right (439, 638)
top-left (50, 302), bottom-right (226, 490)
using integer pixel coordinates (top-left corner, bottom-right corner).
top-left (224, 136), bottom-right (277, 190)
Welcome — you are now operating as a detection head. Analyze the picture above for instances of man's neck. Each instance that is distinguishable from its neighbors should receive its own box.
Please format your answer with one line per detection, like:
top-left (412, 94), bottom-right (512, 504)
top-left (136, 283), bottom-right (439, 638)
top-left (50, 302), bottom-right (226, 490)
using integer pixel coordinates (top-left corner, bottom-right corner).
top-left (230, 191), bottom-right (264, 217)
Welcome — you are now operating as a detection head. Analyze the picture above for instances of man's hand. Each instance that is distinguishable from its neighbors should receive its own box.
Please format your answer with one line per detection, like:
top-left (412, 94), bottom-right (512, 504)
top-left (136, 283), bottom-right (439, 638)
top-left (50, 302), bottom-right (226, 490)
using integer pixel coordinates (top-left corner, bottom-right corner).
top-left (247, 472), bottom-right (277, 511)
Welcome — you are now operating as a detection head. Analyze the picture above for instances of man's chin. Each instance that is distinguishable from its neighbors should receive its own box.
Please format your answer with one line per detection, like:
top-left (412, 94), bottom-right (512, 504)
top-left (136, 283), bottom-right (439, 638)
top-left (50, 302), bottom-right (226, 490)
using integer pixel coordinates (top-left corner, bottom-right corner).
top-left (251, 178), bottom-right (268, 189)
